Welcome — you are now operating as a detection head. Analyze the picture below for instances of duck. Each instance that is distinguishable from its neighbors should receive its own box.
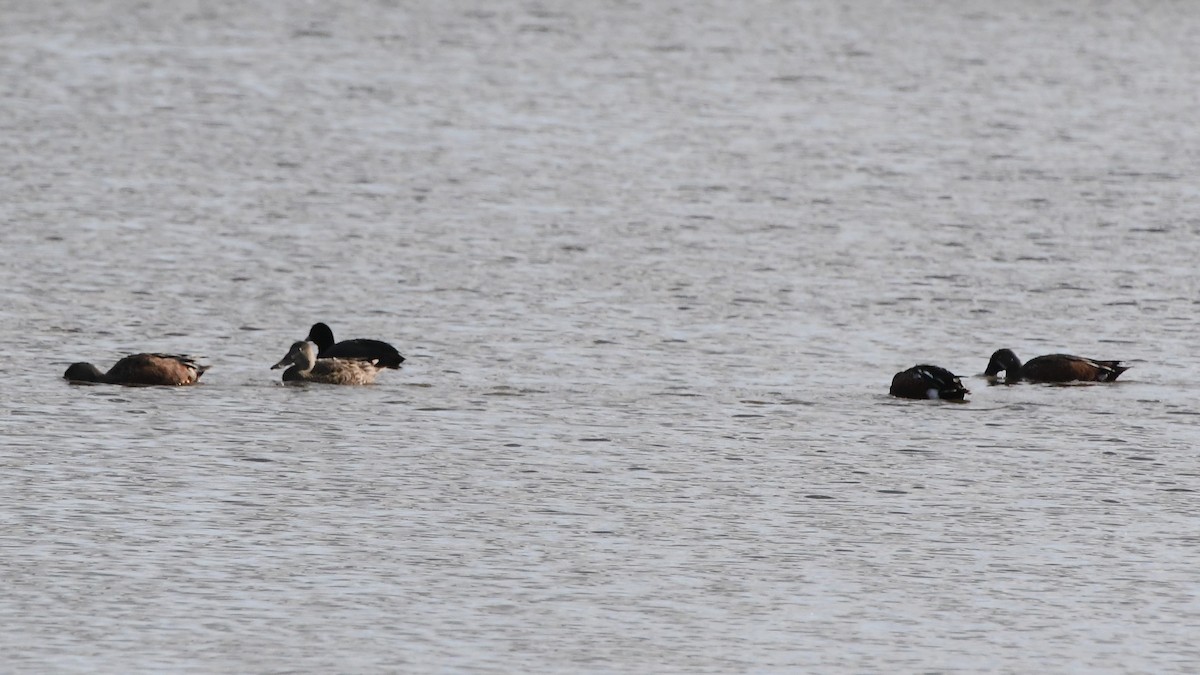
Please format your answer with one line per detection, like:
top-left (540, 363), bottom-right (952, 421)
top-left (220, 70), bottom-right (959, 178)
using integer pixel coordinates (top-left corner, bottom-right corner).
top-left (890, 364), bottom-right (970, 400)
top-left (305, 322), bottom-right (405, 369)
top-left (271, 340), bottom-right (382, 385)
top-left (985, 348), bottom-right (1129, 383)
top-left (63, 353), bottom-right (210, 386)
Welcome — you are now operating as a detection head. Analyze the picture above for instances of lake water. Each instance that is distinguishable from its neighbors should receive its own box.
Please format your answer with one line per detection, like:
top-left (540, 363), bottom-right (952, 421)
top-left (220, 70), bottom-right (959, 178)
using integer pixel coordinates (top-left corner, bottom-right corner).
top-left (3, 1), bottom-right (1200, 672)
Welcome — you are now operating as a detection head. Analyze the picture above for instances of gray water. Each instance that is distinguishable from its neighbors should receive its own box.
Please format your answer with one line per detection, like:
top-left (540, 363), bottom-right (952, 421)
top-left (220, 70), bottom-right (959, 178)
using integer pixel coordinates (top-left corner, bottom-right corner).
top-left (3, 1), bottom-right (1200, 672)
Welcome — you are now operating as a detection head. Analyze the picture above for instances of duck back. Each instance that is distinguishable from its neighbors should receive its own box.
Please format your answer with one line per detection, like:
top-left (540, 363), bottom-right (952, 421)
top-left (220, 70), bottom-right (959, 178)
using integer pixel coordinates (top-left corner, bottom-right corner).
top-left (1022, 354), bottom-right (1129, 383)
top-left (320, 339), bottom-right (405, 369)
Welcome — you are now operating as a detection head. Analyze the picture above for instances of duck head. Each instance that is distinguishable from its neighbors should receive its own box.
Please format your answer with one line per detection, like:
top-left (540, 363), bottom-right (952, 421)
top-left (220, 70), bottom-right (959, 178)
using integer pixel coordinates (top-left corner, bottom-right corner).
top-left (305, 323), bottom-right (335, 352)
top-left (272, 341), bottom-right (318, 372)
top-left (63, 362), bottom-right (104, 382)
top-left (984, 349), bottom-right (1022, 378)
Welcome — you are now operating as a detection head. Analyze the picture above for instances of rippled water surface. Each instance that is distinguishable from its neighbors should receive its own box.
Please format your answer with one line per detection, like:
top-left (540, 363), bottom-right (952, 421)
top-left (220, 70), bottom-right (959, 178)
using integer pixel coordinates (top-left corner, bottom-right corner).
top-left (4, 1), bottom-right (1200, 672)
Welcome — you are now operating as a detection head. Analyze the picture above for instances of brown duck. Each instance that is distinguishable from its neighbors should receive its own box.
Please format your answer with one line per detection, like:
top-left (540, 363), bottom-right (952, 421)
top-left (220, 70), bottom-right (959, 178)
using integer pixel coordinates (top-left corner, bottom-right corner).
top-left (271, 341), bottom-right (382, 385)
top-left (985, 348), bottom-right (1129, 383)
top-left (63, 353), bottom-right (210, 386)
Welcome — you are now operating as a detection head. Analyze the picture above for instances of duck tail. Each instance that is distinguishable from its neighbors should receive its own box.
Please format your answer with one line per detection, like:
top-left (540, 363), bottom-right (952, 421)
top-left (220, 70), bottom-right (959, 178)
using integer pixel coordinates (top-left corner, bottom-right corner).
top-left (1103, 362), bottom-right (1130, 382)
top-left (377, 351), bottom-right (406, 369)
top-left (942, 382), bottom-right (970, 400)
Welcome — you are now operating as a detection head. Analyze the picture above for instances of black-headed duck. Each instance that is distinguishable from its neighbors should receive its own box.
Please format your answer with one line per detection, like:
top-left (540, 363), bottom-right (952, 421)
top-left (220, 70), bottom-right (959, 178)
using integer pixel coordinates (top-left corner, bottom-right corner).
top-left (64, 353), bottom-right (209, 386)
top-left (890, 364), bottom-right (969, 400)
top-left (985, 348), bottom-right (1129, 383)
top-left (272, 340), bottom-right (382, 385)
top-left (305, 322), bottom-right (405, 369)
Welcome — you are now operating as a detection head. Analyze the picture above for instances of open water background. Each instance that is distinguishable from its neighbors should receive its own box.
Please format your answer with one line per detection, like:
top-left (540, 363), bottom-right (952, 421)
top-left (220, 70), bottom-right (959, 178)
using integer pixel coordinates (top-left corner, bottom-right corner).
top-left (3, 1), bottom-right (1200, 672)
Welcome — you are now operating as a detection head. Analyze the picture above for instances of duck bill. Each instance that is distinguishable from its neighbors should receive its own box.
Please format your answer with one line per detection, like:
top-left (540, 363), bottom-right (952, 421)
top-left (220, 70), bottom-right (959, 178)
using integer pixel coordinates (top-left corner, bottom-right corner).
top-left (270, 357), bottom-right (291, 370)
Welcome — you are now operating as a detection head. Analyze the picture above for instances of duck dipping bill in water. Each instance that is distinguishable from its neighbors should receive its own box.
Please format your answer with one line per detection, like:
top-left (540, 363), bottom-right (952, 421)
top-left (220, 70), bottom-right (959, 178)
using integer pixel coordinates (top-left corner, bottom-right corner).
top-left (63, 353), bottom-right (209, 386)
top-left (890, 364), bottom-right (970, 400)
top-left (984, 349), bottom-right (1129, 383)
top-left (305, 322), bottom-right (405, 369)
top-left (271, 340), bottom-right (382, 385)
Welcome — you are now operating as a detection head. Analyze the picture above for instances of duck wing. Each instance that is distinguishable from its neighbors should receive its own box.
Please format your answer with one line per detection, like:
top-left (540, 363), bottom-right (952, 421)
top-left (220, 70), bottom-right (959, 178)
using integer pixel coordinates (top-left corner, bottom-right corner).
top-left (308, 358), bottom-right (381, 385)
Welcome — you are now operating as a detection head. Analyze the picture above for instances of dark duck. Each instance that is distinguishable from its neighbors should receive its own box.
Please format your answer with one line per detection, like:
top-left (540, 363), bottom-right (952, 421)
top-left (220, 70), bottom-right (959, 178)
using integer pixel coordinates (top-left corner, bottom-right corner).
top-left (890, 365), bottom-right (969, 400)
top-left (305, 322), bottom-right (405, 369)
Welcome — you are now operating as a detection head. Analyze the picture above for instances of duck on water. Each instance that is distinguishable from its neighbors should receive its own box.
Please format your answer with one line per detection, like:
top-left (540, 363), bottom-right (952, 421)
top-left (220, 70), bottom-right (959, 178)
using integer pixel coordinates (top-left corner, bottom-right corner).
top-left (889, 364), bottom-right (969, 400)
top-left (64, 353), bottom-right (210, 386)
top-left (305, 322), bottom-right (405, 369)
top-left (984, 349), bottom-right (1129, 383)
top-left (271, 341), bottom-right (383, 385)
